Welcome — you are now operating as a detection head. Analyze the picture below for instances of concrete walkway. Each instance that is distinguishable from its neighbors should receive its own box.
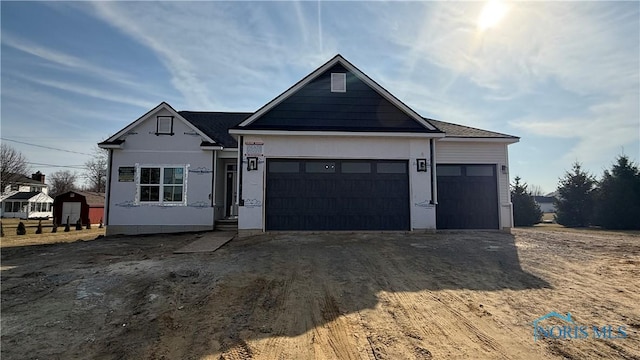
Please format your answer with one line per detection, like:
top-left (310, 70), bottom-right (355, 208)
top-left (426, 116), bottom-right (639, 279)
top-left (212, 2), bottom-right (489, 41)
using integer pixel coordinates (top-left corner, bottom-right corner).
top-left (174, 232), bottom-right (235, 254)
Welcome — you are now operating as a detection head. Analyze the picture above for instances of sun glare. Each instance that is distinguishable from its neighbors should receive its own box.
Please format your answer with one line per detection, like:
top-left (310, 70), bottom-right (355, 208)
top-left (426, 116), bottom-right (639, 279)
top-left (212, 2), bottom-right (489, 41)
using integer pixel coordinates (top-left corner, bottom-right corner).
top-left (478, 0), bottom-right (509, 31)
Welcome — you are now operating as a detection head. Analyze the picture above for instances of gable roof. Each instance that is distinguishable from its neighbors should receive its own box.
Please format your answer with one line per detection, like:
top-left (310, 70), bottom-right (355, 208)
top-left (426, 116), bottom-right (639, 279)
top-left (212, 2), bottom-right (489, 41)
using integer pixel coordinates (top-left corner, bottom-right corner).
top-left (232, 55), bottom-right (441, 134)
top-left (54, 191), bottom-right (105, 207)
top-left (178, 111), bottom-right (251, 148)
top-left (426, 118), bottom-right (519, 140)
top-left (99, 102), bottom-right (217, 147)
top-left (4, 174), bottom-right (46, 186)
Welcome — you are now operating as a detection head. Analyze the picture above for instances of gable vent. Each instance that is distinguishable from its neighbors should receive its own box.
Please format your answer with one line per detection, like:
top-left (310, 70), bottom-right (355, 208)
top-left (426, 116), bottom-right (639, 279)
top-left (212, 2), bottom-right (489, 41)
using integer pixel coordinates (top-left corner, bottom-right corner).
top-left (331, 73), bottom-right (346, 93)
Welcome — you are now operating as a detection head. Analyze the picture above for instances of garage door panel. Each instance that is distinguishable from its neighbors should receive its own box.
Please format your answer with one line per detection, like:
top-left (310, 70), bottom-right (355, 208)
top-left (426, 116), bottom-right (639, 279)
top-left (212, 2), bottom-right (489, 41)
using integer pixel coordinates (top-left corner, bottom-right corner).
top-left (436, 164), bottom-right (498, 229)
top-left (266, 159), bottom-right (409, 231)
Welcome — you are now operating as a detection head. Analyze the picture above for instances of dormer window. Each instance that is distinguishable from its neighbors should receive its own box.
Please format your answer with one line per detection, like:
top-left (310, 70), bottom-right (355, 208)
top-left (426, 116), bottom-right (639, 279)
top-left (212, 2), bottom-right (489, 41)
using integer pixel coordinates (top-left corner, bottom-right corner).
top-left (331, 73), bottom-right (346, 93)
top-left (156, 116), bottom-right (174, 135)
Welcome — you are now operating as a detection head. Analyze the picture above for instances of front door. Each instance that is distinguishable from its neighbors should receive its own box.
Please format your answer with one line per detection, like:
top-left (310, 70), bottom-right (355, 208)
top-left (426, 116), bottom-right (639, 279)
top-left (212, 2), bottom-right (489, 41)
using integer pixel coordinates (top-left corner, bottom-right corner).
top-left (225, 164), bottom-right (238, 218)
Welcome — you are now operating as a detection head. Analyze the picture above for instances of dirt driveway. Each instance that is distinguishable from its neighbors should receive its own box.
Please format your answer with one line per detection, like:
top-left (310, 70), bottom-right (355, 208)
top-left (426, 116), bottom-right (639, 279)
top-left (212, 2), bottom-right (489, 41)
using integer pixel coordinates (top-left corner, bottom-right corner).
top-left (1, 228), bottom-right (639, 359)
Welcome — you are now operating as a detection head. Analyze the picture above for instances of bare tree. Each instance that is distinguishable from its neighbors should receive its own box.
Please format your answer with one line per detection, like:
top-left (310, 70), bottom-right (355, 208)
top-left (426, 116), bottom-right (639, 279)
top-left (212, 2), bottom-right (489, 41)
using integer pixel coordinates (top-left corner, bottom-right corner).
top-left (0, 144), bottom-right (30, 191)
top-left (529, 184), bottom-right (545, 196)
top-left (49, 170), bottom-right (78, 197)
top-left (84, 147), bottom-right (108, 193)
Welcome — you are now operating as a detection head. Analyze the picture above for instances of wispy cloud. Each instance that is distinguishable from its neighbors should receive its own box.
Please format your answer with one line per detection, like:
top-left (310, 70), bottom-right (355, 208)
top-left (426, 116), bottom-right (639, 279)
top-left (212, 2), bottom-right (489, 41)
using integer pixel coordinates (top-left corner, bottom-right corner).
top-left (2, 33), bottom-right (133, 85)
top-left (83, 1), bottom-right (334, 110)
top-left (13, 72), bottom-right (155, 109)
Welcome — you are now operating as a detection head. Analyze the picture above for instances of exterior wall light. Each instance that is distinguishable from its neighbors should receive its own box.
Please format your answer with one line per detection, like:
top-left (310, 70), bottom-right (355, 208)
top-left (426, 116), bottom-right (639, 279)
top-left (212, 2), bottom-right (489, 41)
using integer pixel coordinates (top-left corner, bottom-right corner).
top-left (247, 157), bottom-right (258, 171)
top-left (417, 159), bottom-right (428, 172)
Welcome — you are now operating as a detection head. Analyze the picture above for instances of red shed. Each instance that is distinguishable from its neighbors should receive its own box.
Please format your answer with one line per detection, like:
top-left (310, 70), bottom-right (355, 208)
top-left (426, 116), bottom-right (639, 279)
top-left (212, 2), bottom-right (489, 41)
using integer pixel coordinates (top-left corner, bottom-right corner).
top-left (53, 191), bottom-right (105, 226)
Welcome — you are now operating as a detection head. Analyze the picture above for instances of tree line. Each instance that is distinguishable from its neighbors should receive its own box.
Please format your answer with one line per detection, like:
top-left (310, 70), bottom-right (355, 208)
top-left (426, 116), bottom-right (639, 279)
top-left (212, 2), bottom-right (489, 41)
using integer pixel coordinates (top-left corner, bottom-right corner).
top-left (512, 155), bottom-right (640, 230)
top-left (1, 144), bottom-right (107, 197)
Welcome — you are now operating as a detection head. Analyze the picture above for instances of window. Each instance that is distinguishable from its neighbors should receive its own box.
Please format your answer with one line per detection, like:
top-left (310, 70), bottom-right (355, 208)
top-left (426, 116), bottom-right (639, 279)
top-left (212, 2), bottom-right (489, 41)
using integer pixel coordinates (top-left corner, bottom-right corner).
top-left (342, 162), bottom-right (371, 173)
top-left (31, 203), bottom-right (36, 212)
top-left (377, 162), bottom-right (407, 174)
top-left (138, 166), bottom-right (185, 204)
top-left (331, 73), bottom-right (346, 93)
top-left (12, 202), bottom-right (20, 212)
top-left (4, 202), bottom-right (12, 213)
top-left (269, 161), bottom-right (300, 173)
top-left (156, 116), bottom-right (174, 135)
top-left (466, 165), bottom-right (494, 177)
top-left (437, 165), bottom-right (462, 176)
top-left (306, 162), bottom-right (336, 173)
top-left (162, 167), bottom-right (184, 202)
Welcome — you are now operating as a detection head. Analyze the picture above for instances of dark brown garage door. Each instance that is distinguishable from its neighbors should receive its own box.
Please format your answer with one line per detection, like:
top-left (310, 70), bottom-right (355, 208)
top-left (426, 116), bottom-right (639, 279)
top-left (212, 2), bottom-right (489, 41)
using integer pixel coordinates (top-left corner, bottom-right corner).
top-left (436, 164), bottom-right (499, 229)
top-left (266, 159), bottom-right (410, 231)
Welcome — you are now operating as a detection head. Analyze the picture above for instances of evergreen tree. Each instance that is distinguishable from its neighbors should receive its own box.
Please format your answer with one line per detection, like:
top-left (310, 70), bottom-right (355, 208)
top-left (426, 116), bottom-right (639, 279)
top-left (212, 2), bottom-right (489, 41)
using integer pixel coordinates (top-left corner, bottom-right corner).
top-left (555, 162), bottom-right (596, 227)
top-left (511, 176), bottom-right (543, 226)
top-left (594, 156), bottom-right (640, 229)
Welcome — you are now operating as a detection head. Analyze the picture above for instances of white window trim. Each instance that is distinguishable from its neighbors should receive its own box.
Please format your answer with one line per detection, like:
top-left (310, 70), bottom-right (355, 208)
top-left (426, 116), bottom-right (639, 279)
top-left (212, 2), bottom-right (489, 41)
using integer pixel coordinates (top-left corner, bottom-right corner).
top-left (331, 73), bottom-right (346, 93)
top-left (135, 164), bottom-right (189, 206)
top-left (156, 116), bottom-right (174, 135)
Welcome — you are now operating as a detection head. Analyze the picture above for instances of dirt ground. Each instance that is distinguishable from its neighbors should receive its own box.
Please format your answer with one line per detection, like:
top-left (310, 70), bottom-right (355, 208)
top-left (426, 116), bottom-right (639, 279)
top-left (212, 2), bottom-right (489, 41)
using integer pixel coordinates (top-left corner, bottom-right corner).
top-left (1, 226), bottom-right (639, 359)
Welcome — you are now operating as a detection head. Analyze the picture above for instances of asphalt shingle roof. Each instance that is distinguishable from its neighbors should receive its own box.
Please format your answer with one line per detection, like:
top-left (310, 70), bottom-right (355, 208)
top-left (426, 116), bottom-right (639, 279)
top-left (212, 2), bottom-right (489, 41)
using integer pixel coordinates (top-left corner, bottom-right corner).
top-left (179, 111), bottom-right (251, 148)
top-left (5, 192), bottom-right (41, 200)
top-left (426, 118), bottom-right (518, 139)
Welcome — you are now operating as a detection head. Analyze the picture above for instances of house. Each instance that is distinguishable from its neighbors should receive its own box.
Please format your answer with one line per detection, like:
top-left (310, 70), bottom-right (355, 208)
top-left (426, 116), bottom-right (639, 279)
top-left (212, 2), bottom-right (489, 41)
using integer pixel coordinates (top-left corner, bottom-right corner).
top-left (0, 172), bottom-right (54, 219)
top-left (52, 191), bottom-right (105, 226)
top-left (533, 195), bottom-right (556, 213)
top-left (99, 55), bottom-right (519, 236)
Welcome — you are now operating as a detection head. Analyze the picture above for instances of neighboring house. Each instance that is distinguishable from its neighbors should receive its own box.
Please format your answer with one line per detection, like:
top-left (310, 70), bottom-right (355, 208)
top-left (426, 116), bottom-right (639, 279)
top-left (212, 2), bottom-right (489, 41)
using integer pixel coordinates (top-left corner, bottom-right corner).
top-left (0, 172), bottom-right (53, 219)
top-left (99, 55), bottom-right (519, 236)
top-left (534, 194), bottom-right (556, 213)
top-left (53, 191), bottom-right (105, 226)
top-left (2, 171), bottom-right (48, 194)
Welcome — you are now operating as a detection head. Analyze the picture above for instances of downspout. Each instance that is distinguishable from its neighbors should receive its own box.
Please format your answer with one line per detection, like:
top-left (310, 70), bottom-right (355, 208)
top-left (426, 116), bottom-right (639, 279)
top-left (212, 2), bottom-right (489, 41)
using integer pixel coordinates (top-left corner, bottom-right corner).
top-left (104, 148), bottom-right (113, 228)
top-left (237, 136), bottom-right (243, 207)
top-left (429, 138), bottom-right (437, 205)
top-left (212, 149), bottom-right (218, 225)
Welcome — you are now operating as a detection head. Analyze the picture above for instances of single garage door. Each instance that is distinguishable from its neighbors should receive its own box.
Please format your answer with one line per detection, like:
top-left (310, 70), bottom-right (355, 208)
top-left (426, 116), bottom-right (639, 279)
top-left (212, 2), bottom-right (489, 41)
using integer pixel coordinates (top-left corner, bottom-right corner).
top-left (436, 164), bottom-right (499, 229)
top-left (266, 159), bottom-right (410, 231)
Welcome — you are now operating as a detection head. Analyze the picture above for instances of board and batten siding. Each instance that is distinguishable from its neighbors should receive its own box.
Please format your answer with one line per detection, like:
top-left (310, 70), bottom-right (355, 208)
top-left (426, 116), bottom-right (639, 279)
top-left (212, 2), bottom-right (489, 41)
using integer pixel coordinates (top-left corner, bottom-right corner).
top-left (436, 140), bottom-right (513, 230)
top-left (106, 108), bottom-right (216, 236)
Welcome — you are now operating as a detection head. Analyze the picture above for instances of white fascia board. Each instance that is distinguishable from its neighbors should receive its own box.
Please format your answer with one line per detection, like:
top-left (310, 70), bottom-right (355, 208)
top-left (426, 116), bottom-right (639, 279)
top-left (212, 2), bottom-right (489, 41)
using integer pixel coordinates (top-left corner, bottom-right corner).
top-left (98, 143), bottom-right (123, 149)
top-left (104, 102), bottom-right (217, 144)
top-left (439, 137), bottom-right (520, 144)
top-left (200, 145), bottom-right (224, 151)
top-left (237, 55), bottom-right (438, 132)
top-left (229, 129), bottom-right (445, 138)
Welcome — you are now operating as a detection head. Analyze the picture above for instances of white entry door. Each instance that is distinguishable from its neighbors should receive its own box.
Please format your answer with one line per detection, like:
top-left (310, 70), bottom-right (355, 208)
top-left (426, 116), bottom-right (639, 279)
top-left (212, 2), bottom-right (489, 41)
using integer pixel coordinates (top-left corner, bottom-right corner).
top-left (61, 202), bottom-right (82, 224)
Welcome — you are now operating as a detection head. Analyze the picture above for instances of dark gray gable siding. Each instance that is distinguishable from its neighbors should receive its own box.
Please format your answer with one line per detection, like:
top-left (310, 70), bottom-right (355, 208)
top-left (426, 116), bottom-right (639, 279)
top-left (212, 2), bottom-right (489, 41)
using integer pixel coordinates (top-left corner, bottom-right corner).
top-left (242, 64), bottom-right (436, 132)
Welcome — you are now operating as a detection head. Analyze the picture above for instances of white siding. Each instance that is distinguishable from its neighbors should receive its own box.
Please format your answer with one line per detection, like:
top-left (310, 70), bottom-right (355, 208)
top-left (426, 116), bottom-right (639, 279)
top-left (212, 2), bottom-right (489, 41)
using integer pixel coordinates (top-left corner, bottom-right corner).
top-left (436, 140), bottom-right (513, 230)
top-left (238, 135), bottom-right (437, 233)
top-left (106, 108), bottom-right (216, 235)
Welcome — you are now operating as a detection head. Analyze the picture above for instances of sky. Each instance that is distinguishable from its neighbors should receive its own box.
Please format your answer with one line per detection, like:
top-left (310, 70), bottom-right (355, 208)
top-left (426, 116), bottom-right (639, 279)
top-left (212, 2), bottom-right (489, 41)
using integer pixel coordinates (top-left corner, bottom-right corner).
top-left (1, 1), bottom-right (638, 194)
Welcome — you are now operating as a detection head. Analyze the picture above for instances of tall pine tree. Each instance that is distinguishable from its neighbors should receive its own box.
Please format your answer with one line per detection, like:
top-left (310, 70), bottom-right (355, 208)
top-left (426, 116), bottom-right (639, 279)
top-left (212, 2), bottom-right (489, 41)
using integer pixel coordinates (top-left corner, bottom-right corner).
top-left (555, 162), bottom-right (596, 227)
top-left (511, 176), bottom-right (542, 226)
top-left (594, 156), bottom-right (640, 229)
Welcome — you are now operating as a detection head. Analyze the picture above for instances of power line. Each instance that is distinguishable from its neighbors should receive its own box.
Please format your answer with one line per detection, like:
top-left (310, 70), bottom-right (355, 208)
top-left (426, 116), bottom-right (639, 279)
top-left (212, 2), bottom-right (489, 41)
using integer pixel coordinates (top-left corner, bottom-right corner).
top-left (26, 162), bottom-right (86, 169)
top-left (1, 138), bottom-right (92, 156)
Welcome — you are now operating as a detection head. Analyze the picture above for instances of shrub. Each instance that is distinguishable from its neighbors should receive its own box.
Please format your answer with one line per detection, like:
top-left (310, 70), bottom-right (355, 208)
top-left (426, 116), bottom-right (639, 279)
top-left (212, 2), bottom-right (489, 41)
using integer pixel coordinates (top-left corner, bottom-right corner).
top-left (16, 222), bottom-right (26, 235)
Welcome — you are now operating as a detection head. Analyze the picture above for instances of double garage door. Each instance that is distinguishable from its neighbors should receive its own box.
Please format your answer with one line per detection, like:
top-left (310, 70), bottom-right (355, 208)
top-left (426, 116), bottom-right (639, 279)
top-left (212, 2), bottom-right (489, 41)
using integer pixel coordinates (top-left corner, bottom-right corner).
top-left (266, 159), bottom-right (410, 231)
top-left (436, 164), bottom-right (499, 229)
